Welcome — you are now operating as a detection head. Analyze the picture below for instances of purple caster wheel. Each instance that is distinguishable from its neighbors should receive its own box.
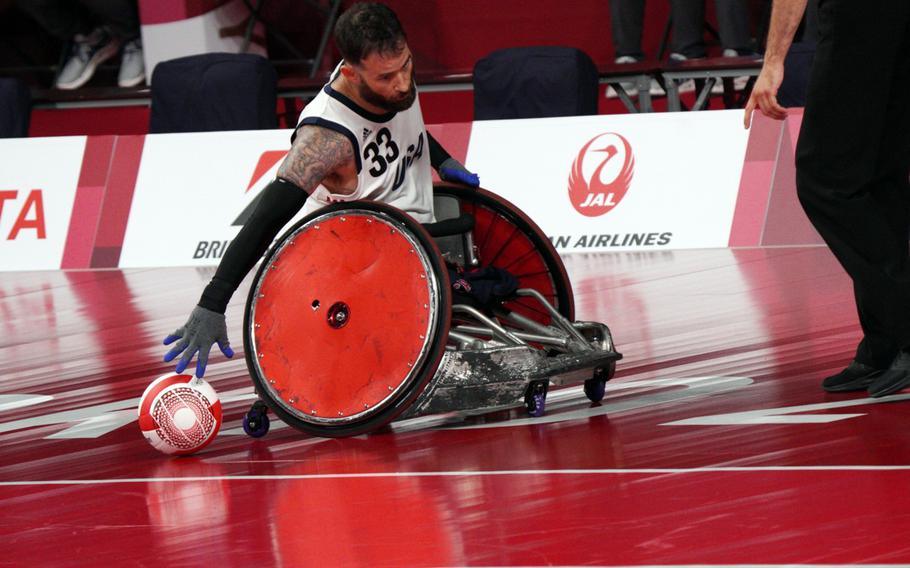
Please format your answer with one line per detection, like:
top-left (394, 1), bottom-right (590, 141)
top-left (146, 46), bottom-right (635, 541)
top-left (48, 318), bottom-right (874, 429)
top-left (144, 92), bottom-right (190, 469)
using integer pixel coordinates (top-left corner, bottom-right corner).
top-left (525, 381), bottom-right (548, 417)
top-left (583, 378), bottom-right (606, 403)
top-left (243, 400), bottom-right (270, 438)
top-left (584, 367), bottom-right (611, 403)
top-left (584, 366), bottom-right (613, 403)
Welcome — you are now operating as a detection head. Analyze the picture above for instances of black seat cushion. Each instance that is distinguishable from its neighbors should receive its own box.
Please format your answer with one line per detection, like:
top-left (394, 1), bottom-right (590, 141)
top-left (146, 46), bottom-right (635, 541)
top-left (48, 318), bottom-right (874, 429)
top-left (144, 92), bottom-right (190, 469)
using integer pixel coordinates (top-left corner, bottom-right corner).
top-left (473, 46), bottom-right (599, 120)
top-left (150, 52), bottom-right (278, 133)
top-left (0, 78), bottom-right (31, 138)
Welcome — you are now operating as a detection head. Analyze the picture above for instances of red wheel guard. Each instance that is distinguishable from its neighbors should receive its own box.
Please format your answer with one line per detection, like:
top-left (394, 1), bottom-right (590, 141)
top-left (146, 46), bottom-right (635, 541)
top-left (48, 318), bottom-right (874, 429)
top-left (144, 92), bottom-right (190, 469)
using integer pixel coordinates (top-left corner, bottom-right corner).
top-left (249, 212), bottom-right (440, 424)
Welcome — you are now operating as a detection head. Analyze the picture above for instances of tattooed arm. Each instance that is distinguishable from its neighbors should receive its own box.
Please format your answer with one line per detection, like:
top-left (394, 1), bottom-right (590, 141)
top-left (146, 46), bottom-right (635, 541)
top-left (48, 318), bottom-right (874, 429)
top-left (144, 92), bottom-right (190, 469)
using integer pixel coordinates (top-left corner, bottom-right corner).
top-left (277, 125), bottom-right (355, 192)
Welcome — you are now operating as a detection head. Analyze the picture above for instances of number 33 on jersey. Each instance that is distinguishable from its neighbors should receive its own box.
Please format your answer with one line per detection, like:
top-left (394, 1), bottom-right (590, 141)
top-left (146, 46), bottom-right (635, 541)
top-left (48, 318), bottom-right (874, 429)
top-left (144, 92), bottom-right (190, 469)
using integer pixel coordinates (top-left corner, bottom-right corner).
top-left (294, 63), bottom-right (435, 223)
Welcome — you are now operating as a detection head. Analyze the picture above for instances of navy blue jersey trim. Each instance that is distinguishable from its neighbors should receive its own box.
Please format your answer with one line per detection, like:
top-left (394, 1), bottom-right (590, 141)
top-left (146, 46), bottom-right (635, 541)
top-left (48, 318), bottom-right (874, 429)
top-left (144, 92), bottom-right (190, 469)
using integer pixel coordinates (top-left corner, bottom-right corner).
top-left (296, 117), bottom-right (362, 174)
top-left (323, 84), bottom-right (397, 123)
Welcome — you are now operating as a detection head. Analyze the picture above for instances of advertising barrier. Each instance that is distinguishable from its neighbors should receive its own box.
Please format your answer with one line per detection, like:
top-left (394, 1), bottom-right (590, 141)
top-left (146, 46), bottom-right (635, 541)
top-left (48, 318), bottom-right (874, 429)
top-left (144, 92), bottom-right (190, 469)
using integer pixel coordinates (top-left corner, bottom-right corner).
top-left (120, 130), bottom-right (291, 268)
top-left (0, 137), bottom-right (86, 271)
top-left (468, 112), bottom-right (749, 252)
top-left (0, 110), bottom-right (812, 271)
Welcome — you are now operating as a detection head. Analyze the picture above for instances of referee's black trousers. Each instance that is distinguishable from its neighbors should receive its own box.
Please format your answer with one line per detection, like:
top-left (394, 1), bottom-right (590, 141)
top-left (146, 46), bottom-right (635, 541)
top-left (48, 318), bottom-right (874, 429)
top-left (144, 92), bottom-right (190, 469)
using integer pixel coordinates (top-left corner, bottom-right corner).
top-left (795, 0), bottom-right (910, 367)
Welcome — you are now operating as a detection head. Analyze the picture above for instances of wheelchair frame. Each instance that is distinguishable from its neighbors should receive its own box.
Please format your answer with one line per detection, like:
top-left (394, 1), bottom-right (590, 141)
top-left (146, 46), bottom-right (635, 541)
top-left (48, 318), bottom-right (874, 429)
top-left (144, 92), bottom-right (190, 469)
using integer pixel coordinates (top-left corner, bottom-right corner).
top-left (241, 184), bottom-right (622, 438)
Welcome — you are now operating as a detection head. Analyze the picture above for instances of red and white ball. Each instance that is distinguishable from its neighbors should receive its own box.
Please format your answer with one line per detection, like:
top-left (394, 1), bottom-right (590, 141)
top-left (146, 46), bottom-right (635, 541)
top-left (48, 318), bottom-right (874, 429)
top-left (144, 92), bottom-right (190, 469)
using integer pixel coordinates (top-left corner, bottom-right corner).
top-left (138, 373), bottom-right (222, 456)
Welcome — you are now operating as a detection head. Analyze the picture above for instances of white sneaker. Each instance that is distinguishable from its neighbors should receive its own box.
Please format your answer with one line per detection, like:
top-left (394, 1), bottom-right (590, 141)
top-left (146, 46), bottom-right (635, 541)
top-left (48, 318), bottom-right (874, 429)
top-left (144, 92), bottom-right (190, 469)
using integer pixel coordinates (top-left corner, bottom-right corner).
top-left (668, 53), bottom-right (696, 93)
top-left (118, 39), bottom-right (145, 88)
top-left (55, 27), bottom-right (121, 90)
top-left (607, 56), bottom-right (640, 98)
top-left (677, 80), bottom-right (696, 93)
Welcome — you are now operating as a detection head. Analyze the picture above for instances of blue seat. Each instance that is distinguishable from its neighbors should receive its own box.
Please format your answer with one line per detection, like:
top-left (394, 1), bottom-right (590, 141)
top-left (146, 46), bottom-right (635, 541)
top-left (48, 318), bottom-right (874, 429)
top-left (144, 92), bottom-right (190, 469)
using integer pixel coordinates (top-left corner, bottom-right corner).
top-left (149, 53), bottom-right (278, 133)
top-left (473, 46), bottom-right (599, 120)
top-left (0, 78), bottom-right (31, 138)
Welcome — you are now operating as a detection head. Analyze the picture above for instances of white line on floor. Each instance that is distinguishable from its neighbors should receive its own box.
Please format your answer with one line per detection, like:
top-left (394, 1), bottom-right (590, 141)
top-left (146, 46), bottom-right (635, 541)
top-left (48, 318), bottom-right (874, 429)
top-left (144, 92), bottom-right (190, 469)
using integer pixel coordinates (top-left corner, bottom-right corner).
top-left (4, 465), bottom-right (910, 485)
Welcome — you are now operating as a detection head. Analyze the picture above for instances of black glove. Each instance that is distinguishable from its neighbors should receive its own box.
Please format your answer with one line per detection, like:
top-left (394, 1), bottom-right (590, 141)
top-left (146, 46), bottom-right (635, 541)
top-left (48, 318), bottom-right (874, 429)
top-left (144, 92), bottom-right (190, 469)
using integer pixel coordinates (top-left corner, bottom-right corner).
top-left (163, 305), bottom-right (234, 377)
top-left (438, 157), bottom-right (480, 187)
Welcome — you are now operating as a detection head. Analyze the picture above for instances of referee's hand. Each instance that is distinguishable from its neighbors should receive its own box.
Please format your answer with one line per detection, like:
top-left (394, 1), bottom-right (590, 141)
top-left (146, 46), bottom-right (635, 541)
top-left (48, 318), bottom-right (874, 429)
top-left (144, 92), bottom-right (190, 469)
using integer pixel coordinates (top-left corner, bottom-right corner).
top-left (744, 61), bottom-right (787, 128)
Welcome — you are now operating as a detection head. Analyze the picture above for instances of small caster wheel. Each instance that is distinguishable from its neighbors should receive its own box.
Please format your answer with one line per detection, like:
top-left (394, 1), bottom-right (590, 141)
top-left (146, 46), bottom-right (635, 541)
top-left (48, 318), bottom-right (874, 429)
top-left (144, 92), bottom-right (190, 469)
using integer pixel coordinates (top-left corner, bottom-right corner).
top-left (525, 381), bottom-right (548, 417)
top-left (243, 400), bottom-right (270, 438)
top-left (584, 365), bottom-right (613, 403)
top-left (584, 378), bottom-right (606, 403)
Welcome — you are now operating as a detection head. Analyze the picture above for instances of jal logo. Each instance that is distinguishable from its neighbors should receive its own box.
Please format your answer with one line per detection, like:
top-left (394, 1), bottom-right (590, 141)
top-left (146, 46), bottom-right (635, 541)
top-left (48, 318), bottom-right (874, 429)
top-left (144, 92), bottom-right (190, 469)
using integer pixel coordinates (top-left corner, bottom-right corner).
top-left (567, 132), bottom-right (634, 217)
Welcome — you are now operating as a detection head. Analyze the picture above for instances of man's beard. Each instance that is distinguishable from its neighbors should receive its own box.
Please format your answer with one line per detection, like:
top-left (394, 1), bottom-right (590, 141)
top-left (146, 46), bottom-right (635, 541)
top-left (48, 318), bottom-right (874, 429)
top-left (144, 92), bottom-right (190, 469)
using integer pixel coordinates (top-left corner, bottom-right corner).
top-left (357, 77), bottom-right (416, 113)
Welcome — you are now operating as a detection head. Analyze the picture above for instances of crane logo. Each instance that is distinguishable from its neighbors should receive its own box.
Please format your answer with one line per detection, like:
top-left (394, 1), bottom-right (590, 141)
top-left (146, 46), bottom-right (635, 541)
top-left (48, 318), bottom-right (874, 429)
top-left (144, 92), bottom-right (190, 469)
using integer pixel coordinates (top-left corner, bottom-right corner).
top-left (567, 132), bottom-right (635, 217)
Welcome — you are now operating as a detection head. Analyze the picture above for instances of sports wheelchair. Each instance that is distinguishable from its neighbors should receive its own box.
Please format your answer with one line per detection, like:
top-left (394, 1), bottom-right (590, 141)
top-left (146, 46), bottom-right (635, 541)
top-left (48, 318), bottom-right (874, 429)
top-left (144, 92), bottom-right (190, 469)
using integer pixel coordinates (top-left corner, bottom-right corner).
top-left (240, 182), bottom-right (622, 438)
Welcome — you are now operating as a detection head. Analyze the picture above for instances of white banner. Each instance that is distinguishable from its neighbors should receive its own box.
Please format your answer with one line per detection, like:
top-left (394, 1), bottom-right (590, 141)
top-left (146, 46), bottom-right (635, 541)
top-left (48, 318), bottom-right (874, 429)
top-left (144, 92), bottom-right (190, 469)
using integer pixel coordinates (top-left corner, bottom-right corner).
top-left (0, 137), bottom-right (85, 271)
top-left (465, 110), bottom-right (749, 252)
top-left (120, 129), bottom-right (296, 268)
top-left (121, 110), bottom-right (751, 268)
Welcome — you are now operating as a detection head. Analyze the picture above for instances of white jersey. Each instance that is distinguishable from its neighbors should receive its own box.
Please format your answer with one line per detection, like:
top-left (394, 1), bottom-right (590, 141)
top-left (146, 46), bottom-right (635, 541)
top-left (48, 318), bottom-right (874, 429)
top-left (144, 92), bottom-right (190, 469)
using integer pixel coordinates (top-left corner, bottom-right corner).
top-left (294, 64), bottom-right (434, 223)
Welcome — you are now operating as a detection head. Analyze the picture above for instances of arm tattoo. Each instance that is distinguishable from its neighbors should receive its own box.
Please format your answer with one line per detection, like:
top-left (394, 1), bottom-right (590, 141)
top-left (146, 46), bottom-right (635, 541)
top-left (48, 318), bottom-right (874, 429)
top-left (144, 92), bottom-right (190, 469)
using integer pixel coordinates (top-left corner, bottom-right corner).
top-left (277, 126), bottom-right (355, 193)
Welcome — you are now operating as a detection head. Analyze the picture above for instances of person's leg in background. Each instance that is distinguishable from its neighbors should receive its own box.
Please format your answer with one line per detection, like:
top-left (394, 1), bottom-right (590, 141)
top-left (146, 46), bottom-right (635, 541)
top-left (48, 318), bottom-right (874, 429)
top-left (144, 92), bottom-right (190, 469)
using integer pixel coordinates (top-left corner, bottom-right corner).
top-left (669, 0), bottom-right (706, 59)
top-left (78, 0), bottom-right (140, 42)
top-left (78, 0), bottom-right (144, 87)
top-left (17, 0), bottom-right (120, 89)
top-left (608, 0), bottom-right (647, 97)
top-left (16, 0), bottom-right (93, 40)
top-left (714, 0), bottom-right (754, 56)
top-left (795, 0), bottom-right (910, 394)
top-left (714, 0), bottom-right (755, 93)
top-left (610, 0), bottom-right (646, 62)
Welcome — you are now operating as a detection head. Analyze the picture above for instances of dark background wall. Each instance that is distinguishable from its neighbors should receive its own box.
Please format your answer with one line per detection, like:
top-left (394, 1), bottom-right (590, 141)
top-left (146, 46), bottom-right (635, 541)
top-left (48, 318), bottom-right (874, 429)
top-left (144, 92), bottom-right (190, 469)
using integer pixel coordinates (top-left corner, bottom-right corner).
top-left (1, 0), bottom-right (770, 81)
top-left (1, 0), bottom-right (772, 136)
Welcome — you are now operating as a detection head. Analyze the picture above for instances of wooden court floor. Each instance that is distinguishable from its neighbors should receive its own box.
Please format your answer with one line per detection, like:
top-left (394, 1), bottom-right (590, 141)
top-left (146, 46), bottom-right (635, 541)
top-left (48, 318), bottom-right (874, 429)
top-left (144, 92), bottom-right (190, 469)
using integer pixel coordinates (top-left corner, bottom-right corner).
top-left (3, 246), bottom-right (910, 567)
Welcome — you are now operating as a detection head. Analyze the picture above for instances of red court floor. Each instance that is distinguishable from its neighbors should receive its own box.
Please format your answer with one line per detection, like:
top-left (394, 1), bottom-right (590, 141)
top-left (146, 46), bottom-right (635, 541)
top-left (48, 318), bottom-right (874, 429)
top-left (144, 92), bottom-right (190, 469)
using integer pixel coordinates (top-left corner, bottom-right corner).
top-left (3, 246), bottom-right (910, 567)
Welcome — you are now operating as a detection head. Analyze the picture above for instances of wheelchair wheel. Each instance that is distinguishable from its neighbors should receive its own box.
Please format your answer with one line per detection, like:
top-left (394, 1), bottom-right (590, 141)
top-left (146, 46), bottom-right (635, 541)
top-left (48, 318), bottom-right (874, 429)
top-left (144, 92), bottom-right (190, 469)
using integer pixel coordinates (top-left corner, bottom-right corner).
top-left (243, 201), bottom-right (451, 438)
top-left (434, 182), bottom-right (575, 324)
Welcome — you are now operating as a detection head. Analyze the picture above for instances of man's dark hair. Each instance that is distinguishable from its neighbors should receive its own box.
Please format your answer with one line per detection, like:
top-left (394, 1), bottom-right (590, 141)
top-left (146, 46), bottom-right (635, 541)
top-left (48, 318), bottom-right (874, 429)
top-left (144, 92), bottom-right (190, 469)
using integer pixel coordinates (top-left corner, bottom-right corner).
top-left (334, 3), bottom-right (407, 65)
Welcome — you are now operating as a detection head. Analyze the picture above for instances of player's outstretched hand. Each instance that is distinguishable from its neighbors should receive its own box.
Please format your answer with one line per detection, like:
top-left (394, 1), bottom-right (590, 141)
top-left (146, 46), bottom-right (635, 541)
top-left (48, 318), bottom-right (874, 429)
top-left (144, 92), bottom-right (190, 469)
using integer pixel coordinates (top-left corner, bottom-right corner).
top-left (439, 157), bottom-right (480, 188)
top-left (163, 305), bottom-right (234, 377)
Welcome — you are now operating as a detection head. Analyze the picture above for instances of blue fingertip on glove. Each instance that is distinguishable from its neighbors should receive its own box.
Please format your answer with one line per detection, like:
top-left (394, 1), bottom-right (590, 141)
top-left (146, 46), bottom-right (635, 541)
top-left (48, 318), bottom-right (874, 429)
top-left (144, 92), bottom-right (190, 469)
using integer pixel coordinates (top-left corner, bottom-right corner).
top-left (438, 157), bottom-right (480, 188)
top-left (440, 167), bottom-right (480, 188)
top-left (219, 341), bottom-right (235, 358)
